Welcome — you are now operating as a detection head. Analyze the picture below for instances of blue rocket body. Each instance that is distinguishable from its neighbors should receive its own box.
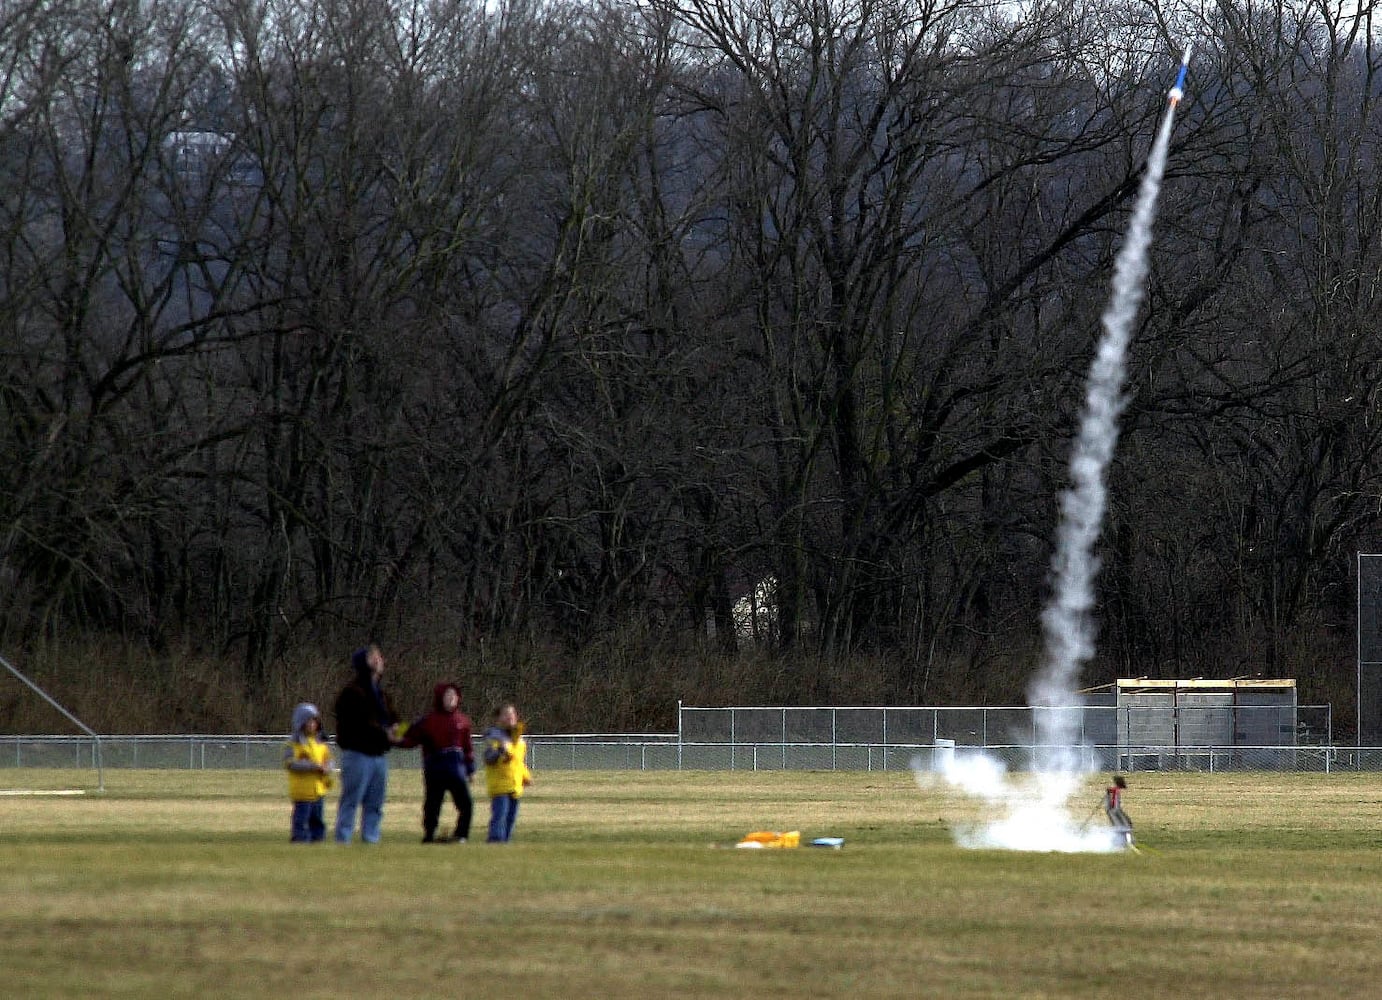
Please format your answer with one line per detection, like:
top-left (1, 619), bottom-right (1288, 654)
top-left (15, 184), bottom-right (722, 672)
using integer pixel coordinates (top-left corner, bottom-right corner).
top-left (1167, 45), bottom-right (1192, 105)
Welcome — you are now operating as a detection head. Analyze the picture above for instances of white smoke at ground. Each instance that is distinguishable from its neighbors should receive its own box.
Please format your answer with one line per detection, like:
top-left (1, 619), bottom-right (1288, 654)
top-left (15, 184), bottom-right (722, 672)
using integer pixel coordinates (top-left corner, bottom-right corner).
top-left (917, 104), bottom-right (1180, 852)
top-left (915, 748), bottom-right (1123, 852)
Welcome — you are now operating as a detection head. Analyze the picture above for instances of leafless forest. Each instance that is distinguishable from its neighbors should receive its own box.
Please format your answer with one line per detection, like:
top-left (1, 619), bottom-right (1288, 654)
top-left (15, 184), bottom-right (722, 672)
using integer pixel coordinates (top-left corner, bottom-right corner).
top-left (2, 0), bottom-right (1379, 731)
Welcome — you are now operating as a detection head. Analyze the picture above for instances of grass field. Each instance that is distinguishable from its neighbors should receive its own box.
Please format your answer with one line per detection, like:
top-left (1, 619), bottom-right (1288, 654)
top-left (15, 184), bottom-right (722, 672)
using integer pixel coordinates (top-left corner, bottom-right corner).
top-left (2, 768), bottom-right (1380, 998)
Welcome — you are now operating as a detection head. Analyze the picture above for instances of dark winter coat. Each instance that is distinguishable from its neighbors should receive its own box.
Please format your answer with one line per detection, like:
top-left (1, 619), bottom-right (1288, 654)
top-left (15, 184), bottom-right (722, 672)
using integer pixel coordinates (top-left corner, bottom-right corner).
top-left (399, 683), bottom-right (475, 774)
top-left (333, 656), bottom-right (399, 756)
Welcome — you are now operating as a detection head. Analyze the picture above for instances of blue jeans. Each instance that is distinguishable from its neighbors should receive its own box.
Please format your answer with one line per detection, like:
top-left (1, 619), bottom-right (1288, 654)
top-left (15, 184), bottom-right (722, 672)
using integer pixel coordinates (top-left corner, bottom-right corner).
top-left (291, 798), bottom-right (326, 842)
top-left (335, 750), bottom-right (389, 843)
top-left (487, 794), bottom-right (520, 843)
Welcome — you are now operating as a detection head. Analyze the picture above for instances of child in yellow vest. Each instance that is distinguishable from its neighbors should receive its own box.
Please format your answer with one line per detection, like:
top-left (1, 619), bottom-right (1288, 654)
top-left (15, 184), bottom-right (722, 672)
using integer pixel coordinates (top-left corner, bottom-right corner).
top-left (284, 703), bottom-right (334, 842)
top-left (483, 704), bottom-right (532, 843)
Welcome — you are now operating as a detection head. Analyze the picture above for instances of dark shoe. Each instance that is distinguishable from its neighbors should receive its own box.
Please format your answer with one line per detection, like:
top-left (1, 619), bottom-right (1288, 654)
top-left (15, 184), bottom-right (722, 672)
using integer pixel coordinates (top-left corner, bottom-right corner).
top-left (421, 833), bottom-right (435, 843)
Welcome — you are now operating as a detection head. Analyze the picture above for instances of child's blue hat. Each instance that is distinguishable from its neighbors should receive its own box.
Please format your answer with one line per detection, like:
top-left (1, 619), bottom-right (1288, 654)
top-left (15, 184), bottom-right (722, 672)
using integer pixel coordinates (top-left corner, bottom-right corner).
top-left (291, 703), bottom-right (320, 736)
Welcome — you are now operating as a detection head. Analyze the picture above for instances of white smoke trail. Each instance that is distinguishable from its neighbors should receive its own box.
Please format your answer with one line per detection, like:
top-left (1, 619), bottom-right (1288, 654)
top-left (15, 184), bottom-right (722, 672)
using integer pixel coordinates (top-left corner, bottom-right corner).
top-left (1036, 107), bottom-right (1178, 747)
top-left (918, 101), bottom-right (1181, 852)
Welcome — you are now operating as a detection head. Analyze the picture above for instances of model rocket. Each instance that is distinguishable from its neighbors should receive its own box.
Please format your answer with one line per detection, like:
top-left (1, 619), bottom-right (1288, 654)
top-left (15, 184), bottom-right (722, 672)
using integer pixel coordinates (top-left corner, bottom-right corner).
top-left (1167, 44), bottom-right (1192, 106)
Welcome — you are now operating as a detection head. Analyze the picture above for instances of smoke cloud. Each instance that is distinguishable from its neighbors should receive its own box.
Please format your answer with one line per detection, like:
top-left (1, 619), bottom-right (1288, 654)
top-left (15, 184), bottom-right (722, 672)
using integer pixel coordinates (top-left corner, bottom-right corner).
top-left (918, 100), bottom-right (1181, 852)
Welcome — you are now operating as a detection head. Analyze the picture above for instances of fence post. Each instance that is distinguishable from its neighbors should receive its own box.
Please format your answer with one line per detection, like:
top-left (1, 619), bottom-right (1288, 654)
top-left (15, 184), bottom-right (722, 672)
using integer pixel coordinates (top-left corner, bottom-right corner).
top-left (832, 709), bottom-right (837, 771)
top-left (882, 709), bottom-right (888, 771)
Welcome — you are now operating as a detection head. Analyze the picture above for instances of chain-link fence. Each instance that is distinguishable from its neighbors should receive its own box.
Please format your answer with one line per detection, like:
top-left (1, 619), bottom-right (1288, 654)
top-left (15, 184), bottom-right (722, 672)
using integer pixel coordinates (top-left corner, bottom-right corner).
top-left (1359, 553), bottom-right (1382, 743)
top-left (0, 701), bottom-right (1365, 775)
top-left (4, 730), bottom-right (1382, 773)
top-left (677, 704), bottom-right (1333, 748)
top-left (0, 733), bottom-right (686, 772)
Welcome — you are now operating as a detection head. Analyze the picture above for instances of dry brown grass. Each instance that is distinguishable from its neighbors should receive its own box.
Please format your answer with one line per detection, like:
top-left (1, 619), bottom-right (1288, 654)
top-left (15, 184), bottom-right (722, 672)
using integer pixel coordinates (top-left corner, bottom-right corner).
top-left (0, 631), bottom-right (1047, 735)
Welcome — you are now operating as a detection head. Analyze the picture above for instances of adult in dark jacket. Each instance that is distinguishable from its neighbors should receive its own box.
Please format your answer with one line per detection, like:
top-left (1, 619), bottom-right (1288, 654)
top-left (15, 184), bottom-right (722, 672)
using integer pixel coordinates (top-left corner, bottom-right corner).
top-left (333, 643), bottom-right (399, 844)
top-left (398, 682), bottom-right (476, 843)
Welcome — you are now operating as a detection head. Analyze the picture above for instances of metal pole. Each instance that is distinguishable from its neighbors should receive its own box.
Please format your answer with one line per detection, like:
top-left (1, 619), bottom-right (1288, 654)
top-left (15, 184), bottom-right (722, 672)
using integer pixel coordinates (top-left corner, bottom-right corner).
top-left (881, 709), bottom-right (888, 771)
top-left (0, 653), bottom-right (104, 791)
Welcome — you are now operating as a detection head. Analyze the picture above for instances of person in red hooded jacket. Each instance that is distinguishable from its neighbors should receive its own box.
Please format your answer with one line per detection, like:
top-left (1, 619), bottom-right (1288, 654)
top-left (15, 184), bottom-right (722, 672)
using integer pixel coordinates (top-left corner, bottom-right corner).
top-left (398, 682), bottom-right (476, 843)
top-left (1102, 774), bottom-right (1133, 849)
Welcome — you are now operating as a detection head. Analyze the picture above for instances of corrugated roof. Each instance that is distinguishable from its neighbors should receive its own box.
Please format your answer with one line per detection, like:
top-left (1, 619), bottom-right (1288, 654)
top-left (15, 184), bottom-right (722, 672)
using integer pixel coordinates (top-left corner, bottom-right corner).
top-left (1114, 678), bottom-right (1295, 691)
